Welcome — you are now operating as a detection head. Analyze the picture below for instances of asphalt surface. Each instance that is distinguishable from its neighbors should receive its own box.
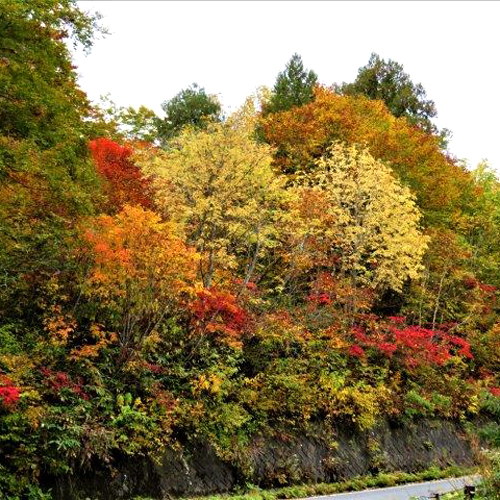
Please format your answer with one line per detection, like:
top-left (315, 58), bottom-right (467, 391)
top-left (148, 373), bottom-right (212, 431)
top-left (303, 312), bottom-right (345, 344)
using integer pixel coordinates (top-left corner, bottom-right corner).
top-left (303, 476), bottom-right (479, 500)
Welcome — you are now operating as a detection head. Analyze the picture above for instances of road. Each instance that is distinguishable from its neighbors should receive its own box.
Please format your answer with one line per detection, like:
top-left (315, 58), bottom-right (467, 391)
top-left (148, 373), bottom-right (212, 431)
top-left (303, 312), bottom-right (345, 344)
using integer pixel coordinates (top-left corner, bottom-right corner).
top-left (304, 476), bottom-right (479, 500)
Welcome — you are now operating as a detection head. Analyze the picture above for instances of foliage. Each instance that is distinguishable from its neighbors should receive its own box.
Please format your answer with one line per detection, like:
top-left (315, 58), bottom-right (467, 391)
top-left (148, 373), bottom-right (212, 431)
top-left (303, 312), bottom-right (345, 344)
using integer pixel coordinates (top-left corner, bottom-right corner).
top-left (138, 119), bottom-right (291, 288)
top-left (191, 288), bottom-right (249, 349)
top-left (338, 52), bottom-right (441, 137)
top-left (0, 375), bottom-right (20, 409)
top-left (80, 204), bottom-right (199, 349)
top-left (263, 53), bottom-right (318, 115)
top-left (89, 137), bottom-right (152, 210)
top-left (0, 0), bottom-right (106, 324)
top-left (156, 83), bottom-right (222, 145)
top-left (477, 450), bottom-right (500, 499)
top-left (295, 142), bottom-right (428, 295)
top-left (2, 4), bottom-right (500, 495)
top-left (0, 0), bottom-right (103, 146)
top-left (465, 161), bottom-right (500, 287)
top-left (349, 316), bottom-right (473, 370)
top-left (260, 86), bottom-right (472, 225)
top-left (94, 94), bottom-right (160, 143)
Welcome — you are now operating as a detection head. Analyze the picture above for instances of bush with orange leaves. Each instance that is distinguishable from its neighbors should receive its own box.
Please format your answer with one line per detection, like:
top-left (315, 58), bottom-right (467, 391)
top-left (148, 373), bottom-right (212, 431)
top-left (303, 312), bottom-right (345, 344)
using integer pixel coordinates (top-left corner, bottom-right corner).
top-left (81, 205), bottom-right (199, 350)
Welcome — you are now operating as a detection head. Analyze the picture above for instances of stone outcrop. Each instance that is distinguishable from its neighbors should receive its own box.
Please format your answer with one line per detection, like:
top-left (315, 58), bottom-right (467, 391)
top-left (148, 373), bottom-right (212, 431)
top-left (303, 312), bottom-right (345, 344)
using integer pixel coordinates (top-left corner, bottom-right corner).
top-left (46, 419), bottom-right (479, 499)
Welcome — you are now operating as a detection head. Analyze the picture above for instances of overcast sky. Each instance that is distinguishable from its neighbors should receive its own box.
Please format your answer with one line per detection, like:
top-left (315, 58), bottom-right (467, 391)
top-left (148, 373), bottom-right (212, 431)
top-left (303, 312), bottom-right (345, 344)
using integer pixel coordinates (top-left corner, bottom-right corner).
top-left (75, 1), bottom-right (500, 170)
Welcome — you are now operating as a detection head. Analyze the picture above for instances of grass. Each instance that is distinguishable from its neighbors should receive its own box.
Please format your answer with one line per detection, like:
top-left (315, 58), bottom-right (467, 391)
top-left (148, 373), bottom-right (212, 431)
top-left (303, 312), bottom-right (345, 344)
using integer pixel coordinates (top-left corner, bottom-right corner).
top-left (440, 493), bottom-right (464, 499)
top-left (441, 490), bottom-right (487, 500)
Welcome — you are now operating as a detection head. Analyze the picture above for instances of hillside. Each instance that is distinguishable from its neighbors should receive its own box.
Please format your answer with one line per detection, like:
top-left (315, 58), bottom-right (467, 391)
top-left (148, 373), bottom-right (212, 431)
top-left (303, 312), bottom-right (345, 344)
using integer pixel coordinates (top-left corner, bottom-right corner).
top-left (1, 2), bottom-right (500, 498)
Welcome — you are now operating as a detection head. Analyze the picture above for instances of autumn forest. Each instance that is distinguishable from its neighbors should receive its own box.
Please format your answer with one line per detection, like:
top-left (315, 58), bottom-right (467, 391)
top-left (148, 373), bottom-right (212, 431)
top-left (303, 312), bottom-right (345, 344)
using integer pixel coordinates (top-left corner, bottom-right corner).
top-left (2, 1), bottom-right (500, 498)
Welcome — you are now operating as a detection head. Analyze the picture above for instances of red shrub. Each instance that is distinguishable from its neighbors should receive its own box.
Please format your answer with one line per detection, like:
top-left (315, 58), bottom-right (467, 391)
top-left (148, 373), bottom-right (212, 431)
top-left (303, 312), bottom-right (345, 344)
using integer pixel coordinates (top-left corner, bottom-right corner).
top-left (348, 317), bottom-right (473, 369)
top-left (191, 288), bottom-right (249, 348)
top-left (349, 345), bottom-right (365, 358)
top-left (0, 376), bottom-right (20, 408)
top-left (479, 283), bottom-right (497, 294)
top-left (307, 292), bottom-right (332, 306)
top-left (463, 277), bottom-right (478, 290)
top-left (40, 368), bottom-right (88, 400)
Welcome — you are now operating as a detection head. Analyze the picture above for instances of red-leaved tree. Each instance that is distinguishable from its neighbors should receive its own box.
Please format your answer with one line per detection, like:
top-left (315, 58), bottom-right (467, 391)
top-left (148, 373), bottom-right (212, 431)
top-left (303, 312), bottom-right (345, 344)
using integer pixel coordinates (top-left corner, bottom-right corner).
top-left (89, 138), bottom-right (152, 210)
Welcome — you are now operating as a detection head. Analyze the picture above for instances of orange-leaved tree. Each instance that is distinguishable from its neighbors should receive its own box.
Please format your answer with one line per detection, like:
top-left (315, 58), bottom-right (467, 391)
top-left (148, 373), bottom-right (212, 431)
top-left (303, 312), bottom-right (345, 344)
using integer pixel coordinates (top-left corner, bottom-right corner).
top-left (81, 205), bottom-right (199, 350)
top-left (261, 86), bottom-right (473, 224)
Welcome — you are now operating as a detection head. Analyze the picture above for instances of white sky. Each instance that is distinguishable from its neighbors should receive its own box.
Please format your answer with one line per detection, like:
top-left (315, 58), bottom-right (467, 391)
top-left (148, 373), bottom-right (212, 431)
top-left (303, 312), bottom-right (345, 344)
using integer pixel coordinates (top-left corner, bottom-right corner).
top-left (75, 1), bottom-right (500, 170)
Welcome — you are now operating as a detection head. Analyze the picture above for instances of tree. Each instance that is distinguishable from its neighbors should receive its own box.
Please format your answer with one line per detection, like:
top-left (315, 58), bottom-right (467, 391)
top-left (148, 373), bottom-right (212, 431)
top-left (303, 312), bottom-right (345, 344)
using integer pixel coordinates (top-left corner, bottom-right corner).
top-left (138, 119), bottom-right (291, 289)
top-left (263, 53), bottom-right (318, 115)
top-left (339, 53), bottom-right (440, 136)
top-left (156, 83), bottom-right (222, 145)
top-left (0, 0), bottom-right (105, 322)
top-left (89, 138), bottom-right (152, 210)
top-left (260, 87), bottom-right (473, 224)
top-left (81, 205), bottom-right (199, 349)
top-left (465, 162), bottom-right (500, 285)
top-left (296, 142), bottom-right (428, 295)
top-left (0, 0), bottom-right (104, 151)
top-left (95, 95), bottom-right (160, 143)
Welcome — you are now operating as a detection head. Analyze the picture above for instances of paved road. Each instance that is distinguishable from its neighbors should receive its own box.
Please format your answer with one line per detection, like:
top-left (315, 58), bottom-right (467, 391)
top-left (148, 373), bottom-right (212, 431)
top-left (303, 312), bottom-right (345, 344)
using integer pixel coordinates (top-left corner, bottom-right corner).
top-left (304, 476), bottom-right (479, 500)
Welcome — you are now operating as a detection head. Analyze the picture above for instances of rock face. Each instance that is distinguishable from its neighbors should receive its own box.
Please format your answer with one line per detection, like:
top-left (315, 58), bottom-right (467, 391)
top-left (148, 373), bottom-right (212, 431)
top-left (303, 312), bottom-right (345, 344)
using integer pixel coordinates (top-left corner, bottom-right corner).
top-left (46, 419), bottom-right (479, 499)
top-left (247, 419), bottom-right (477, 487)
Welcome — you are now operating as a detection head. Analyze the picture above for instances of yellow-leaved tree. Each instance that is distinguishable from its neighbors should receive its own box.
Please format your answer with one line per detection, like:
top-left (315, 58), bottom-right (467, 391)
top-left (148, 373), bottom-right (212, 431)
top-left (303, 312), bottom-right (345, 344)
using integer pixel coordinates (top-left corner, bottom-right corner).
top-left (296, 143), bottom-right (428, 295)
top-left (138, 118), bottom-right (291, 289)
